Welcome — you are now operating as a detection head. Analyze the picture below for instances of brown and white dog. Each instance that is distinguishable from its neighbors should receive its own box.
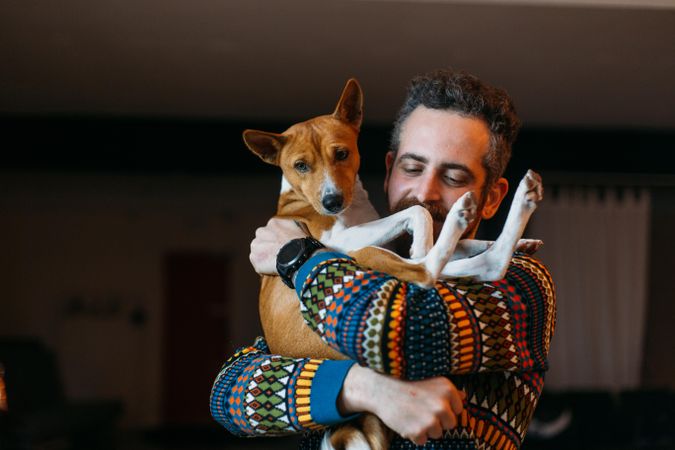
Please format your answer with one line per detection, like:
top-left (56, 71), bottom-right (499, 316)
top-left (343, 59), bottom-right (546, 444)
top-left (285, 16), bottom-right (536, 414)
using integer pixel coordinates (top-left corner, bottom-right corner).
top-left (243, 79), bottom-right (542, 450)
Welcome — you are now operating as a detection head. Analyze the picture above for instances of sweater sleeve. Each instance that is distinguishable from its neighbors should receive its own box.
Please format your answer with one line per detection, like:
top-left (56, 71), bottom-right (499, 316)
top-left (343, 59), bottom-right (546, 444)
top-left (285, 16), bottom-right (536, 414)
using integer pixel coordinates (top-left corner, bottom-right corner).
top-left (294, 251), bottom-right (556, 380)
top-left (209, 336), bottom-right (357, 436)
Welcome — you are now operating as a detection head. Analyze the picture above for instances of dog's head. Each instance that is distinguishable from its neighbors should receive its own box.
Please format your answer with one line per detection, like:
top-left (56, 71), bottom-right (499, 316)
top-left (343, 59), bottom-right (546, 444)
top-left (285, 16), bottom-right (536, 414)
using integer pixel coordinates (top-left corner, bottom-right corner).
top-left (243, 78), bottom-right (363, 216)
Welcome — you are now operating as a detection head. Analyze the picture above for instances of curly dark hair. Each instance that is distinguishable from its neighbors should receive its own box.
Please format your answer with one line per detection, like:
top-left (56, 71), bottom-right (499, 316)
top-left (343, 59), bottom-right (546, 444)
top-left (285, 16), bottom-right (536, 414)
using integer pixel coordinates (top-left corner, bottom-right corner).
top-left (391, 69), bottom-right (521, 188)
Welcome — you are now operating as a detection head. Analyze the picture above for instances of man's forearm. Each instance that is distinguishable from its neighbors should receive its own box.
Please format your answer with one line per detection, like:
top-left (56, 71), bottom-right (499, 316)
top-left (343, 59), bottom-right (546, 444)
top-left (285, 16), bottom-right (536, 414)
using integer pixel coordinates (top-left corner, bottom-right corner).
top-left (210, 337), bottom-right (356, 436)
top-left (294, 252), bottom-right (556, 380)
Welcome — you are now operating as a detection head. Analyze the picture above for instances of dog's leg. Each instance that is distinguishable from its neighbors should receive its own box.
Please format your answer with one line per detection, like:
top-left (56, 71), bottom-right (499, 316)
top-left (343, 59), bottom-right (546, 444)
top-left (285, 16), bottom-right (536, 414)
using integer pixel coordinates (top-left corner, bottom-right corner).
top-left (451, 238), bottom-right (543, 261)
top-left (450, 239), bottom-right (494, 260)
top-left (421, 191), bottom-right (477, 284)
top-left (322, 427), bottom-right (372, 450)
top-left (322, 205), bottom-right (433, 258)
top-left (441, 170), bottom-right (543, 281)
top-left (323, 415), bottom-right (391, 450)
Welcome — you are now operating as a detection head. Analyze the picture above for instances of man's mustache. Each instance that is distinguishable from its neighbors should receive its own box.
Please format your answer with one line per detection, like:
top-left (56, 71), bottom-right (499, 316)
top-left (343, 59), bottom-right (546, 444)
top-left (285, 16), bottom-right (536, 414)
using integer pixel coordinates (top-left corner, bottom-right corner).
top-left (392, 197), bottom-right (449, 223)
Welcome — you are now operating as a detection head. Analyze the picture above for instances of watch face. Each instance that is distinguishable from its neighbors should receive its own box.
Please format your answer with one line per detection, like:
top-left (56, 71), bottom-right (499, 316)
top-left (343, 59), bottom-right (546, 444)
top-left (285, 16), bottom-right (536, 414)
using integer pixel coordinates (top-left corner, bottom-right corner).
top-left (278, 239), bottom-right (304, 267)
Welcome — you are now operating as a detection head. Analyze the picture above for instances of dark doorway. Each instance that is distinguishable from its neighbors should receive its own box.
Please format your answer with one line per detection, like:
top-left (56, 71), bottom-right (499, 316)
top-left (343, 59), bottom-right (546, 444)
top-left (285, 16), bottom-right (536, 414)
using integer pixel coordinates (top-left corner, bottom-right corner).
top-left (162, 252), bottom-right (230, 426)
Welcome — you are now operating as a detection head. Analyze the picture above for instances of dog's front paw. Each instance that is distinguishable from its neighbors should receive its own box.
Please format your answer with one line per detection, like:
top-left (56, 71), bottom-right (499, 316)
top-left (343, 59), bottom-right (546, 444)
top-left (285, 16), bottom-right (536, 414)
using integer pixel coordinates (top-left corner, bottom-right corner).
top-left (408, 205), bottom-right (434, 259)
top-left (515, 169), bottom-right (544, 211)
top-left (451, 191), bottom-right (477, 229)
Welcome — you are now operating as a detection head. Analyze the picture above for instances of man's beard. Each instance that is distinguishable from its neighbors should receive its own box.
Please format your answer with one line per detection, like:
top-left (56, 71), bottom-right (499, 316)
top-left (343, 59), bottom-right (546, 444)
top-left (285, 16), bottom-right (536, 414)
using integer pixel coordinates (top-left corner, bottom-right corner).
top-left (392, 197), bottom-right (450, 225)
top-left (390, 196), bottom-right (483, 257)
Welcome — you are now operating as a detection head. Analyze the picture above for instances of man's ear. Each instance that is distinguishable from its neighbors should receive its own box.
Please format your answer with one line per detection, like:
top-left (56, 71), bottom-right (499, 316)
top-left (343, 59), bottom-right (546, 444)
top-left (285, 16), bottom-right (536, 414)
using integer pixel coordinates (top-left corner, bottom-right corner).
top-left (242, 129), bottom-right (287, 165)
top-left (383, 151), bottom-right (395, 194)
top-left (481, 177), bottom-right (509, 219)
top-left (332, 78), bottom-right (363, 131)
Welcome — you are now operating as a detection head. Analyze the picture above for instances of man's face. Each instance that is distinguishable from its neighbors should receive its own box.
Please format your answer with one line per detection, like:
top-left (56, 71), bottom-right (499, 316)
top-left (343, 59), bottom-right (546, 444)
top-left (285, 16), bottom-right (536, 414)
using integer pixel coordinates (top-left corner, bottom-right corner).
top-left (384, 106), bottom-right (506, 239)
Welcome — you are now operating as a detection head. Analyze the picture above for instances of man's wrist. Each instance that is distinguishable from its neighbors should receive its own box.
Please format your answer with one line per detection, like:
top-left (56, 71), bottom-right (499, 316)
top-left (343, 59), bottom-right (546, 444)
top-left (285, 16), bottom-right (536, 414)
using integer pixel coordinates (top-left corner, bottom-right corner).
top-left (309, 360), bottom-right (360, 425)
top-left (337, 364), bottom-right (377, 416)
top-left (291, 248), bottom-right (329, 287)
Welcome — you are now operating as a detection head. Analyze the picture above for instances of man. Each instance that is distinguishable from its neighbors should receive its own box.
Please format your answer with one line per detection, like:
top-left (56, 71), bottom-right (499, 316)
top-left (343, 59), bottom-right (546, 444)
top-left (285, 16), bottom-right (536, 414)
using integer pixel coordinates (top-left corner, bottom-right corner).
top-left (210, 69), bottom-right (556, 449)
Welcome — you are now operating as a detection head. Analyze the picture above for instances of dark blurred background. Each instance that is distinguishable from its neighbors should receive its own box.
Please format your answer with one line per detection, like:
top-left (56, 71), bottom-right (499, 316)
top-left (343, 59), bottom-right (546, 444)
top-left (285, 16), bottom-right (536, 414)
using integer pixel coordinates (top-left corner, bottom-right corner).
top-left (1, 1), bottom-right (674, 449)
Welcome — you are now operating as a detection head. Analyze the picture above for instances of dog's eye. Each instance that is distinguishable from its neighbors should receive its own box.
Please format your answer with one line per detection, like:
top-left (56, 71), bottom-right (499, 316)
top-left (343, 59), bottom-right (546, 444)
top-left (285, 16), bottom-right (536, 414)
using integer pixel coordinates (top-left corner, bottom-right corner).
top-left (294, 161), bottom-right (310, 173)
top-left (335, 149), bottom-right (349, 161)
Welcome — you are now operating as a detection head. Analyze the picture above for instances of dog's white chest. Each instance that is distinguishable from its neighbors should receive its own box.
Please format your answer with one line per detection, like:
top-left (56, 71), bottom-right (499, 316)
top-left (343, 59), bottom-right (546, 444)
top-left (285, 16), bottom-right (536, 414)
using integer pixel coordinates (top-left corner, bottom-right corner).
top-left (318, 177), bottom-right (381, 251)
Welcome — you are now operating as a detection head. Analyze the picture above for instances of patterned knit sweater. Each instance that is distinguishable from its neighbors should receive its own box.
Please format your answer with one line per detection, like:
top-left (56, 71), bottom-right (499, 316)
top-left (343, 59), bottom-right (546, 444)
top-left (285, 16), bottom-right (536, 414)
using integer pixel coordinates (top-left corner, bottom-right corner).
top-left (210, 251), bottom-right (556, 449)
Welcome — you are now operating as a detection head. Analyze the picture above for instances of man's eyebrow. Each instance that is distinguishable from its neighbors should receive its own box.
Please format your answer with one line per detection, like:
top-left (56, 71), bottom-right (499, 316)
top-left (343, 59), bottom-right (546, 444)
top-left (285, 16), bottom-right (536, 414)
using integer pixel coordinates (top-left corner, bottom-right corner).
top-left (398, 153), bottom-right (428, 164)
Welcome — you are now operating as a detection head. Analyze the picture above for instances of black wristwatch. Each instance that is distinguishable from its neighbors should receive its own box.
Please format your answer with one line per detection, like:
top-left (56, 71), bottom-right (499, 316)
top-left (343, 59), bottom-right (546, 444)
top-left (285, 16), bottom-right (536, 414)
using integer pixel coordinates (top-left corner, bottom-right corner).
top-left (276, 237), bottom-right (325, 289)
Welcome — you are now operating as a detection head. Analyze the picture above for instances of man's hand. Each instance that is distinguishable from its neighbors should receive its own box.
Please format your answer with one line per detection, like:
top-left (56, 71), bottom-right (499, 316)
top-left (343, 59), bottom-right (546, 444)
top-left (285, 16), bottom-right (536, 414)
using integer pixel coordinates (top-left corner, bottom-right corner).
top-left (339, 365), bottom-right (465, 446)
top-left (249, 217), bottom-right (308, 275)
top-left (516, 238), bottom-right (543, 255)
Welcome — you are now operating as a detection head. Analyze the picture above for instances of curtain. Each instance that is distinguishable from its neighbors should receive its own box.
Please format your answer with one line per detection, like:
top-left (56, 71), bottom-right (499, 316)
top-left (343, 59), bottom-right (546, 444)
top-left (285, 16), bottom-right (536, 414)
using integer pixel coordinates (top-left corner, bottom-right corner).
top-left (527, 186), bottom-right (651, 390)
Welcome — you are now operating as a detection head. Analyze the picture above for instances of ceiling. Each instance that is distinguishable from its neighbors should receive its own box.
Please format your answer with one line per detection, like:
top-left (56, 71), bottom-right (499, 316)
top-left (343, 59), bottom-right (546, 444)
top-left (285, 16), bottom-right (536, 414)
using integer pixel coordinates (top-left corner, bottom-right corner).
top-left (1, 0), bottom-right (674, 128)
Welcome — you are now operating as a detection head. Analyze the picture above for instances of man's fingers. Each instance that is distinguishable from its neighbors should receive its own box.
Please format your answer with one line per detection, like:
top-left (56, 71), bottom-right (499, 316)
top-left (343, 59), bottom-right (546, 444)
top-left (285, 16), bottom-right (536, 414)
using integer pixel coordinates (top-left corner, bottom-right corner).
top-left (411, 433), bottom-right (428, 446)
top-left (254, 226), bottom-right (275, 242)
top-left (427, 419), bottom-right (444, 439)
top-left (371, 376), bottom-right (467, 445)
top-left (438, 405), bottom-right (458, 431)
top-left (449, 388), bottom-right (465, 416)
top-left (516, 238), bottom-right (543, 255)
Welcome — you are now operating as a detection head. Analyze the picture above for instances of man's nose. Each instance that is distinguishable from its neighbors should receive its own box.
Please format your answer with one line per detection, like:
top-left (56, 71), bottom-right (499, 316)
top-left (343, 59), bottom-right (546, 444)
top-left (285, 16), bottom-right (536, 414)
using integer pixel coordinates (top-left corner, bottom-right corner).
top-left (415, 173), bottom-right (442, 204)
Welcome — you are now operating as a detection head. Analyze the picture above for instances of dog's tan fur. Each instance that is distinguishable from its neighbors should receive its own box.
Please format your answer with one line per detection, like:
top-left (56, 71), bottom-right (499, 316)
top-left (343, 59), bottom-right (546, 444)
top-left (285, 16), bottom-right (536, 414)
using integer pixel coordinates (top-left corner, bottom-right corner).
top-left (245, 79), bottom-right (433, 360)
top-left (245, 79), bottom-right (440, 449)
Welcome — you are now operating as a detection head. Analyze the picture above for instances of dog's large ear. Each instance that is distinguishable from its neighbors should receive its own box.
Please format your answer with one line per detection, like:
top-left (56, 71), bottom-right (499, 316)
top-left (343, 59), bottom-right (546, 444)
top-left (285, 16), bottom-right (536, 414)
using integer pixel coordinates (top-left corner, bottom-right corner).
top-left (332, 78), bottom-right (363, 131)
top-left (243, 129), bottom-right (287, 165)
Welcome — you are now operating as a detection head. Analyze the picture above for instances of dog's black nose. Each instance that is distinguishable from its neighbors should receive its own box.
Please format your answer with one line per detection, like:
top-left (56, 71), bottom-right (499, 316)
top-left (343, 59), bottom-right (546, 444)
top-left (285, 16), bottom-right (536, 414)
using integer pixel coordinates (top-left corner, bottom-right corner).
top-left (322, 194), bottom-right (344, 213)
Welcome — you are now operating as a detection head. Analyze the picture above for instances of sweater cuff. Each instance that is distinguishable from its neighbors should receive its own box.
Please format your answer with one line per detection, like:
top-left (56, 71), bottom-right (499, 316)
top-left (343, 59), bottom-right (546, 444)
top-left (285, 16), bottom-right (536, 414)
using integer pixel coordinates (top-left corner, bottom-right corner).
top-left (294, 251), bottom-right (353, 298)
top-left (310, 360), bottom-right (360, 425)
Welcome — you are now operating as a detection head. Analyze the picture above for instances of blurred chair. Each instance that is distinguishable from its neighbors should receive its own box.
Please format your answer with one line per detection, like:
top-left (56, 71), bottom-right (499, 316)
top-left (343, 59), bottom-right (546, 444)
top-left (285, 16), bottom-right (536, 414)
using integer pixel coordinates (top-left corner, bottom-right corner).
top-left (525, 389), bottom-right (675, 449)
top-left (0, 337), bottom-right (123, 450)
